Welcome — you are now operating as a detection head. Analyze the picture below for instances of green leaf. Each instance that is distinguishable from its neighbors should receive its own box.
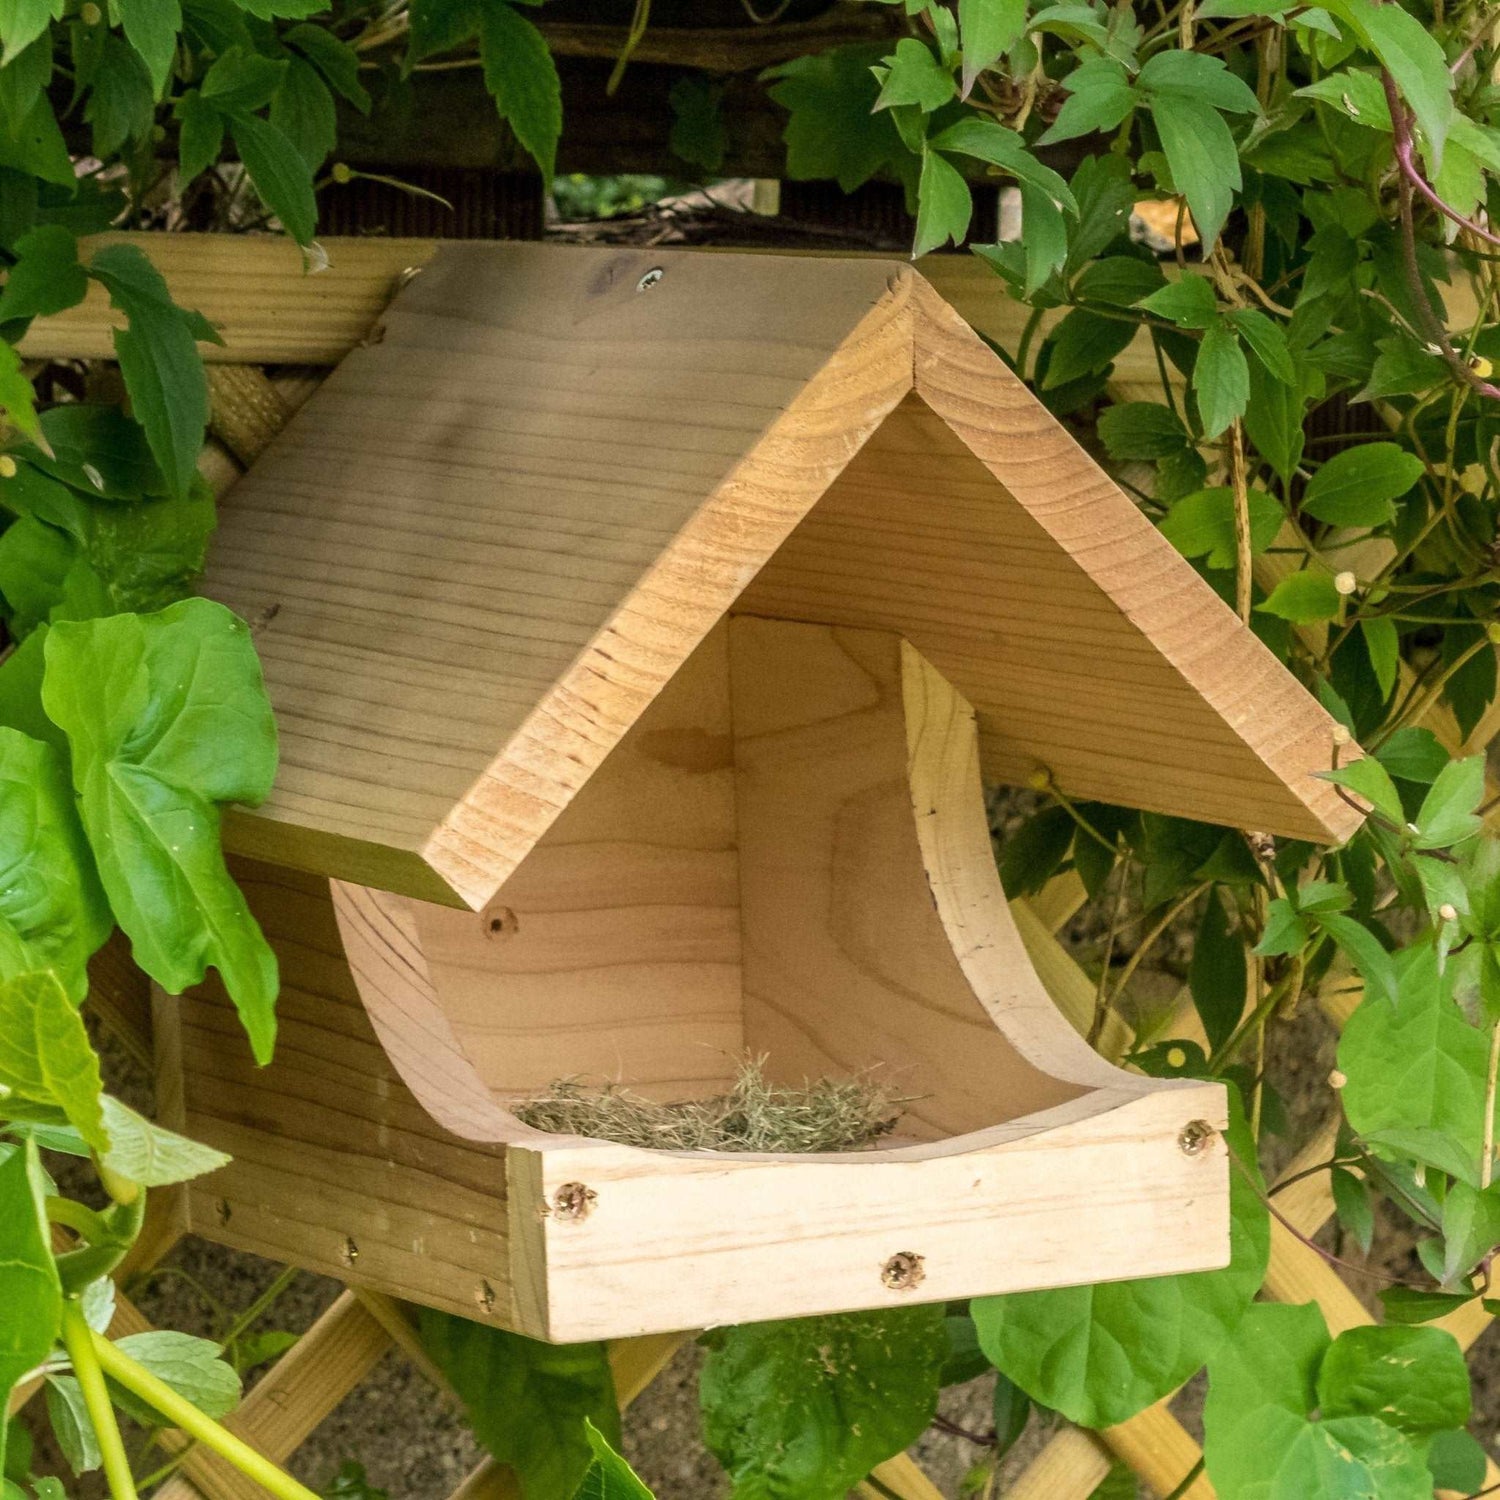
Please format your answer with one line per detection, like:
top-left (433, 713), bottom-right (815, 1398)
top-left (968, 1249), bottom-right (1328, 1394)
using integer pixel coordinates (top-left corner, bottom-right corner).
top-left (1016, 182), bottom-right (1068, 295)
top-left (1257, 896), bottom-right (1309, 956)
top-left (0, 223), bottom-right (84, 323)
top-left (0, 342), bottom-right (38, 442)
top-left (1257, 570), bottom-right (1341, 624)
top-left (1149, 95), bottom-right (1241, 252)
top-left (973, 1095), bottom-right (1268, 1427)
top-left (41, 599), bottom-right (279, 1061)
top-left (0, 1139), bottom-right (62, 1475)
top-left (95, 1095), bottom-right (230, 1186)
top-left (270, 57), bottom-right (337, 172)
top-left (0, 729), bottom-right (108, 999)
top-left (1226, 308), bottom-right (1295, 384)
top-left (1301, 442), bottom-right (1424, 529)
top-left (44, 1376), bottom-right (99, 1475)
top-left (1339, 942), bottom-right (1495, 1185)
top-left (1427, 1427), bottom-right (1488, 1493)
top-left (667, 75), bottom-right (725, 174)
top-left (1324, 0), bottom-right (1452, 168)
top-left (1361, 617), bottom-right (1399, 702)
top-left (927, 118), bottom-right (1076, 210)
top-left (0, 33), bottom-right (50, 141)
top-left (1203, 1302), bottom-right (1434, 1500)
top-left (701, 1306), bottom-right (947, 1500)
top-left (1318, 913), bottom-right (1397, 1008)
top-left (0, 96), bottom-right (74, 187)
top-left (201, 46), bottom-right (287, 113)
top-left (116, 0), bottom-right (180, 96)
top-left (1038, 56), bottom-right (1134, 145)
top-left (87, 243), bottom-right (220, 500)
top-left (914, 146), bottom-right (972, 256)
top-left (83, 36), bottom-right (154, 158)
top-left (175, 91), bottom-right (224, 184)
top-left (112, 1332), bottom-right (241, 1419)
top-left (1097, 402), bottom-right (1189, 461)
top-left (764, 45), bottom-right (908, 195)
top-left (1439, 1179), bottom-right (1500, 1286)
top-left (572, 1422), bottom-right (652, 1500)
top-left (0, 970), bottom-right (106, 1151)
top-left (26, 403), bottom-right (167, 499)
top-left (874, 37), bottom-right (956, 113)
top-left (1159, 487), bottom-right (1283, 570)
top-left (1190, 888), bottom-right (1246, 1052)
top-left (1319, 757), bottom-right (1404, 824)
top-left (1138, 50), bottom-right (1261, 114)
top-left (476, 0), bottom-right (562, 182)
top-left (1138, 273), bottom-right (1218, 329)
top-left (1376, 727), bottom-right (1449, 785)
top-left (1378, 1285), bottom-right (1474, 1325)
top-left (228, 111), bottom-right (318, 247)
top-left (959, 0), bottom-right (1026, 95)
top-left (1414, 755), bottom-right (1485, 850)
top-left (284, 24), bottom-right (369, 113)
top-left (1042, 308), bottom-right (1137, 389)
top-left (1330, 1166), bottom-right (1374, 1254)
top-left (998, 805), bottom-right (1075, 897)
top-left (0, 0), bottom-right (60, 67)
top-left (1317, 1324), bottom-right (1470, 1434)
top-left (1193, 324), bottom-right (1250, 440)
top-left (419, 1308), bottom-right (618, 1500)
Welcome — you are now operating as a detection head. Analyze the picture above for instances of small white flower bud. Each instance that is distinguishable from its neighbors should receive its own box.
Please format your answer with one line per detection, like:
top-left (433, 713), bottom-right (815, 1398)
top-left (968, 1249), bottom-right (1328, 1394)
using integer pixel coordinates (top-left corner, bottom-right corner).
top-left (1440, 903), bottom-right (1459, 922)
top-left (1329, 1068), bottom-right (1347, 1090)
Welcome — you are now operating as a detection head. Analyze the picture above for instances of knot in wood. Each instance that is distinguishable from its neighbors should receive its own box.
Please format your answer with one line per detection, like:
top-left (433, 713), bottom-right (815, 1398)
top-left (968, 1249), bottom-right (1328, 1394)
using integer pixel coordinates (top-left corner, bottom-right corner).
top-left (1177, 1119), bottom-right (1216, 1157)
top-left (880, 1251), bottom-right (925, 1291)
top-left (552, 1182), bottom-right (598, 1221)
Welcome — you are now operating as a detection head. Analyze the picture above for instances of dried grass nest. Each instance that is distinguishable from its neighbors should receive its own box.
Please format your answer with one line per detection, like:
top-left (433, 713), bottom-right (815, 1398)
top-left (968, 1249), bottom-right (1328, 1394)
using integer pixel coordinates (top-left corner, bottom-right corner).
top-left (514, 1058), bottom-right (909, 1154)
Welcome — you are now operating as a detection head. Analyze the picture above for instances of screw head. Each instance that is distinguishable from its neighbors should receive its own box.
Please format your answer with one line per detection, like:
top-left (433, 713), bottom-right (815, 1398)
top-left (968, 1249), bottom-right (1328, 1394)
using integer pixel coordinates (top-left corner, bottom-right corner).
top-left (340, 1235), bottom-right (360, 1267)
top-left (1177, 1120), bottom-right (1217, 1157)
top-left (880, 1251), bottom-right (926, 1291)
top-left (636, 267), bottom-right (665, 292)
top-left (552, 1182), bottom-right (598, 1221)
top-left (476, 1280), bottom-right (497, 1314)
top-left (215, 1198), bottom-right (232, 1227)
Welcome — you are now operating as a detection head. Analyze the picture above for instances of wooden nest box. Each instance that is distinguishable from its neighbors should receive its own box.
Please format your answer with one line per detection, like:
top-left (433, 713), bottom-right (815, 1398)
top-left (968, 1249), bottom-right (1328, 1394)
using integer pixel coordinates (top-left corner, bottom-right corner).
top-left (172, 244), bottom-right (1360, 1341)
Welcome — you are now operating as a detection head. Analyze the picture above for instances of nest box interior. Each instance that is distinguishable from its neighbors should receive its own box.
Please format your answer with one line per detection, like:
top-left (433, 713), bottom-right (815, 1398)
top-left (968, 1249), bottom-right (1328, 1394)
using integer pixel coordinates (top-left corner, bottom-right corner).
top-left (168, 243), bottom-right (1362, 1342)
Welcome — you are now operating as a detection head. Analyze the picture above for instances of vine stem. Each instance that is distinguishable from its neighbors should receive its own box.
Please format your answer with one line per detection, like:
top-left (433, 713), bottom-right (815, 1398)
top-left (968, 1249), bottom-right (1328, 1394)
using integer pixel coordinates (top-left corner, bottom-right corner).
top-left (60, 1302), bottom-right (138, 1500)
top-left (1483, 1018), bottom-right (1500, 1189)
top-left (88, 1328), bottom-right (324, 1500)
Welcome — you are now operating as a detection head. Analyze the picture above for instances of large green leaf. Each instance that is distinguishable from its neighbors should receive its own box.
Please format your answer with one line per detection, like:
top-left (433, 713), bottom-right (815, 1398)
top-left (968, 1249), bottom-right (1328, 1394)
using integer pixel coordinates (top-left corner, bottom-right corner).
top-left (476, 0), bottom-right (562, 183)
top-left (87, 243), bottom-right (220, 501)
top-left (0, 223), bottom-right (85, 322)
top-left (0, 969), bottom-right (106, 1150)
top-left (1203, 1303), bottom-right (1435, 1500)
top-left (973, 1097), bottom-right (1268, 1427)
top-left (229, 110), bottom-right (318, 247)
top-left (0, 730), bottom-right (108, 998)
top-left (115, 0), bottom-right (180, 95)
top-left (0, 0), bottom-right (60, 65)
top-left (112, 1331), bottom-right (241, 1419)
top-left (1149, 94), bottom-right (1241, 251)
top-left (418, 1308), bottom-right (618, 1500)
top-left (572, 1423), bottom-right (653, 1500)
top-left (0, 1139), bottom-right (62, 1474)
top-left (700, 1306), bottom-right (947, 1499)
top-left (41, 599), bottom-right (279, 1061)
top-left (1315, 1325), bottom-right (1470, 1434)
top-left (1301, 443), bottom-right (1424, 529)
top-left (959, 0), bottom-right (1026, 95)
top-left (1194, 324), bottom-right (1250, 439)
top-left (96, 1095), bottom-right (230, 1186)
top-left (1339, 942), bottom-right (1493, 1185)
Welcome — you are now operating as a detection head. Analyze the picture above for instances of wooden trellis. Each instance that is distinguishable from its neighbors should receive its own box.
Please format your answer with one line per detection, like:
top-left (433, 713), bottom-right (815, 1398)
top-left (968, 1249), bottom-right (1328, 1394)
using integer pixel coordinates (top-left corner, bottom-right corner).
top-left (21, 232), bottom-right (1500, 1499)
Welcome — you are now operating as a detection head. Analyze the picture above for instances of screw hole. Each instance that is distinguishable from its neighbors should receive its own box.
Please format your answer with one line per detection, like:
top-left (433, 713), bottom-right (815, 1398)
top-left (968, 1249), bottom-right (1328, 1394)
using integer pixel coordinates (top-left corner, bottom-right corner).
top-left (636, 267), bottom-right (665, 292)
top-left (215, 1198), bottom-right (232, 1227)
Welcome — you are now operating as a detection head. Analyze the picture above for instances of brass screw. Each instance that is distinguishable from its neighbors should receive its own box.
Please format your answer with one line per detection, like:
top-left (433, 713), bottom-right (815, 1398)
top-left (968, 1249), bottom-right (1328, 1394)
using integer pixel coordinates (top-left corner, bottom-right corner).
top-left (881, 1251), bottom-right (926, 1291)
top-left (552, 1182), bottom-right (598, 1221)
top-left (1178, 1120), bottom-right (1217, 1157)
top-left (476, 1280), bottom-right (497, 1315)
top-left (340, 1235), bottom-right (360, 1267)
top-left (215, 1198), bottom-right (232, 1227)
top-left (636, 267), bottom-right (665, 292)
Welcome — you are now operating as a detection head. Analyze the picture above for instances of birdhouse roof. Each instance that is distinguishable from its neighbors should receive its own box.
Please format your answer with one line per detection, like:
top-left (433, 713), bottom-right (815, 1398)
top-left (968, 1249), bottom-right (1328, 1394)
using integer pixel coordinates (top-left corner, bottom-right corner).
top-left (205, 242), bottom-right (1359, 910)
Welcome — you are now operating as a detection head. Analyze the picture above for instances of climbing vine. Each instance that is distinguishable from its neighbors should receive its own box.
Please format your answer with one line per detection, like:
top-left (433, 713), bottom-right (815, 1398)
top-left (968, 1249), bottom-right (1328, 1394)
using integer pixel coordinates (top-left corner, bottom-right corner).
top-left (4, 0), bottom-right (1500, 1497)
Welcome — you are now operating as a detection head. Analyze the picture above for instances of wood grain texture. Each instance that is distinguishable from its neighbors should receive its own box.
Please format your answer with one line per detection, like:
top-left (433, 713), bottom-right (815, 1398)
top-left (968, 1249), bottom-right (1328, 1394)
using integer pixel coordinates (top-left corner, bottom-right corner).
top-left (179, 241), bottom-right (1357, 910)
top-left (178, 630), bottom-right (1229, 1340)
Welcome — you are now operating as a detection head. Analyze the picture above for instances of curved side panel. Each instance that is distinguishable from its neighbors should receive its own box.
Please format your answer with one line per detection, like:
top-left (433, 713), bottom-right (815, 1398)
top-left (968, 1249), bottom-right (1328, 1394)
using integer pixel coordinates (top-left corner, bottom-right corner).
top-left (330, 878), bottom-right (526, 1143)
